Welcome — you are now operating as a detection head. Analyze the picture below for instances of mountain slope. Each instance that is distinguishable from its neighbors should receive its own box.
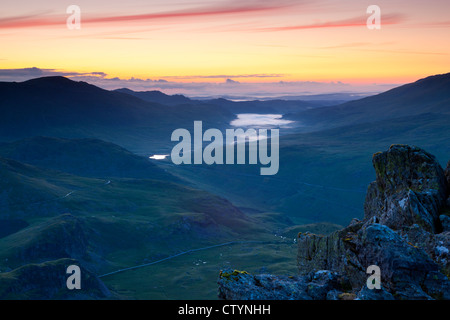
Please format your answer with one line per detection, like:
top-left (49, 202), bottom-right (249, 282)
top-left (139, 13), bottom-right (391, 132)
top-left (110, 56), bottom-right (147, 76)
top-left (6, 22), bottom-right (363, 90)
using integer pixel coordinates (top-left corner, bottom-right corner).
top-left (0, 76), bottom-right (234, 153)
top-left (287, 72), bottom-right (450, 129)
top-left (165, 112), bottom-right (450, 226)
top-left (116, 87), bottom-right (329, 114)
top-left (0, 136), bottom-right (177, 181)
top-left (115, 88), bottom-right (194, 106)
top-left (0, 151), bottom-right (277, 279)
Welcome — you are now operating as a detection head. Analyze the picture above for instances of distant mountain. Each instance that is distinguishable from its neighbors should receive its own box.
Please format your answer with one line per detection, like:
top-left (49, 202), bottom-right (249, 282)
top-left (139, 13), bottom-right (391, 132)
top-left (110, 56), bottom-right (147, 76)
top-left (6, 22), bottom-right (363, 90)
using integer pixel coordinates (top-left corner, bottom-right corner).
top-left (0, 137), bottom-right (177, 181)
top-left (0, 76), bottom-right (163, 129)
top-left (116, 88), bottom-right (332, 114)
top-left (0, 76), bottom-right (234, 153)
top-left (287, 72), bottom-right (450, 129)
top-left (202, 98), bottom-right (324, 114)
top-left (115, 88), bottom-right (194, 106)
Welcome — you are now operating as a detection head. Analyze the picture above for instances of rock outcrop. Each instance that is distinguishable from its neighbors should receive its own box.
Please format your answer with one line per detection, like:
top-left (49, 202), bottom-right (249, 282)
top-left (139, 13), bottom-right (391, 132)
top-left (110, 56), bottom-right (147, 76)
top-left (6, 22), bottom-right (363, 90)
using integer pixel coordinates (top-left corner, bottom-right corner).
top-left (218, 269), bottom-right (352, 300)
top-left (218, 145), bottom-right (450, 300)
top-left (364, 145), bottom-right (447, 233)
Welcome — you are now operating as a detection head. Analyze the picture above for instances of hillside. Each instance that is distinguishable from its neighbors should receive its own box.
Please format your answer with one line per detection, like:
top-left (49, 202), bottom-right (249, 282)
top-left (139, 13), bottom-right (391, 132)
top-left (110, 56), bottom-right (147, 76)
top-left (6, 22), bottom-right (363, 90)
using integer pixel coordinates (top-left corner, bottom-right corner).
top-left (115, 88), bottom-right (194, 106)
top-left (287, 72), bottom-right (450, 129)
top-left (0, 136), bottom-right (177, 181)
top-left (165, 112), bottom-right (450, 226)
top-left (0, 137), bottom-right (284, 268)
top-left (116, 87), bottom-right (330, 114)
top-left (0, 76), bottom-right (234, 153)
top-left (0, 149), bottom-right (294, 299)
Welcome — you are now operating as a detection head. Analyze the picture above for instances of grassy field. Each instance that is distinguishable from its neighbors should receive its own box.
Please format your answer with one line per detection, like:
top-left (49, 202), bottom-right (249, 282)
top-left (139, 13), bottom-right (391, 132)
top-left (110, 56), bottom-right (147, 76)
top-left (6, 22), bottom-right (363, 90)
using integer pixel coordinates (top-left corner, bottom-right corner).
top-left (101, 240), bottom-right (298, 300)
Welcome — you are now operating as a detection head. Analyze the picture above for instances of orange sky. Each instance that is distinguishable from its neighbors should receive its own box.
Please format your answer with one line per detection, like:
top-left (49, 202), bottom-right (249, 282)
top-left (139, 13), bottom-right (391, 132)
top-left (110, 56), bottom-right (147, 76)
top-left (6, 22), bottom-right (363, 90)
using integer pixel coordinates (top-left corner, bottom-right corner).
top-left (1, 0), bottom-right (450, 92)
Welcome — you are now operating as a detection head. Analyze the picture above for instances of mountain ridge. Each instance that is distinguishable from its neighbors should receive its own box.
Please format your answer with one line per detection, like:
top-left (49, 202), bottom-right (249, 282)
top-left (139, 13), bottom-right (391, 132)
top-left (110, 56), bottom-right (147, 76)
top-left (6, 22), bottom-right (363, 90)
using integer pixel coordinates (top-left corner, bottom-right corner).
top-left (287, 72), bottom-right (450, 129)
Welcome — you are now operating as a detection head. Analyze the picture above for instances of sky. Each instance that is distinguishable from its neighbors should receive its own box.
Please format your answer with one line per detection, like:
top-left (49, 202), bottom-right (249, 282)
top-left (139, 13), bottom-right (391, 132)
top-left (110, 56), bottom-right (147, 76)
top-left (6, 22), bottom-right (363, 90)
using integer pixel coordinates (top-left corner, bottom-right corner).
top-left (1, 0), bottom-right (449, 97)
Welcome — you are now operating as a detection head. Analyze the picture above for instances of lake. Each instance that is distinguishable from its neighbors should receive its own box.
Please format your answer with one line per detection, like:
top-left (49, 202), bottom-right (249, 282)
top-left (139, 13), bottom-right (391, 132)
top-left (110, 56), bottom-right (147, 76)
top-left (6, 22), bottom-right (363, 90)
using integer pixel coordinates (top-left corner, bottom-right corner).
top-left (230, 114), bottom-right (294, 127)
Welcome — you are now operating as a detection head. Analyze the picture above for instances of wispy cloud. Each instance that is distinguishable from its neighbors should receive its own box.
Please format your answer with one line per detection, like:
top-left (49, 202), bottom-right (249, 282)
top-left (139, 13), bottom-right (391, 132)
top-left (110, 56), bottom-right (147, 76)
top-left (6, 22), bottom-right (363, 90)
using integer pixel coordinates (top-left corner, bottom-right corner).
top-left (162, 74), bottom-right (285, 80)
top-left (251, 13), bottom-right (405, 32)
top-left (0, 67), bottom-right (398, 99)
top-left (0, 0), bottom-right (301, 29)
top-left (0, 67), bottom-right (106, 80)
top-left (418, 20), bottom-right (450, 28)
top-left (85, 1), bottom-right (295, 24)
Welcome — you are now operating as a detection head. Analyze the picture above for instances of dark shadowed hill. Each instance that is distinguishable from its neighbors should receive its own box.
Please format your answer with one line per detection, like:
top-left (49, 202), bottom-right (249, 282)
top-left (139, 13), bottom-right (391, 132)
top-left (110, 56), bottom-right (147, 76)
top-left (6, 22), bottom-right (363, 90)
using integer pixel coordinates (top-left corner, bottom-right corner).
top-left (0, 136), bottom-right (176, 181)
top-left (287, 72), bottom-right (450, 129)
top-left (115, 88), bottom-right (194, 106)
top-left (0, 76), bottom-right (234, 152)
top-left (116, 87), bottom-right (329, 114)
top-left (0, 76), bottom-right (164, 130)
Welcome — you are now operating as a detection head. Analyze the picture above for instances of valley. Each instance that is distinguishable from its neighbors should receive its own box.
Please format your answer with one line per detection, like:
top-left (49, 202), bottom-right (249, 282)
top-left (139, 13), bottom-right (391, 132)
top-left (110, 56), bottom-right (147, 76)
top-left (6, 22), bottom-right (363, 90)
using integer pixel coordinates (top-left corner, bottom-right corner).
top-left (0, 73), bottom-right (449, 299)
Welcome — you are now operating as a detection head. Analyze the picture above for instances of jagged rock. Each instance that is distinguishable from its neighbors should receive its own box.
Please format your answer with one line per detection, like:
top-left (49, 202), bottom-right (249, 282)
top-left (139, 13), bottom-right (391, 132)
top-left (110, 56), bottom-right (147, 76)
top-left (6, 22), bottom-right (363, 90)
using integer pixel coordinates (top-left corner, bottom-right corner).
top-left (356, 224), bottom-right (443, 297)
top-left (402, 225), bottom-right (450, 277)
top-left (218, 270), bottom-right (311, 300)
top-left (218, 145), bottom-right (450, 300)
top-left (356, 285), bottom-right (395, 300)
top-left (441, 215), bottom-right (450, 232)
top-left (365, 145), bottom-right (447, 233)
top-left (422, 270), bottom-right (450, 299)
top-left (217, 269), bottom-right (348, 300)
top-left (296, 222), bottom-right (366, 288)
top-left (325, 289), bottom-right (343, 300)
top-left (296, 222), bottom-right (447, 297)
top-left (0, 258), bottom-right (111, 299)
top-left (296, 145), bottom-right (450, 299)
top-left (305, 270), bottom-right (343, 300)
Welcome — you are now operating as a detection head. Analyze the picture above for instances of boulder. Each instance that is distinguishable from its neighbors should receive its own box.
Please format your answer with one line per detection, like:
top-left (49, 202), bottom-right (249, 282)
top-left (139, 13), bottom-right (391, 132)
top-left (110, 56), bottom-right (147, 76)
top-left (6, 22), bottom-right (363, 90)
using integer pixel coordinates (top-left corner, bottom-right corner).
top-left (217, 269), bottom-right (349, 300)
top-left (356, 285), bottom-right (395, 300)
top-left (218, 269), bottom-right (311, 300)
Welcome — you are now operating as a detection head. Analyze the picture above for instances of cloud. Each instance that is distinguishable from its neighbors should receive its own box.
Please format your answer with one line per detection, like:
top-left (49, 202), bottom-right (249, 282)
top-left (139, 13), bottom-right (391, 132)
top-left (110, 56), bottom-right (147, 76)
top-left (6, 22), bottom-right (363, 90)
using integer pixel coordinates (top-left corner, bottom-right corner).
top-left (225, 79), bottom-right (240, 84)
top-left (163, 74), bottom-right (284, 80)
top-left (0, 67), bottom-right (398, 98)
top-left (0, 67), bottom-right (107, 81)
top-left (252, 13), bottom-right (405, 32)
top-left (0, 0), bottom-right (301, 29)
top-left (85, 0), bottom-right (295, 24)
top-left (0, 13), bottom-right (61, 29)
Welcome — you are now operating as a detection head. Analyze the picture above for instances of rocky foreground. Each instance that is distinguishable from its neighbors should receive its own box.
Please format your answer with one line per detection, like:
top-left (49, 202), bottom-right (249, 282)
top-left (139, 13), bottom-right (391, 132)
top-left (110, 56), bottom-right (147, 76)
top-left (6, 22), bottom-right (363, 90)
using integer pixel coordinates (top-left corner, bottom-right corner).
top-left (218, 145), bottom-right (450, 300)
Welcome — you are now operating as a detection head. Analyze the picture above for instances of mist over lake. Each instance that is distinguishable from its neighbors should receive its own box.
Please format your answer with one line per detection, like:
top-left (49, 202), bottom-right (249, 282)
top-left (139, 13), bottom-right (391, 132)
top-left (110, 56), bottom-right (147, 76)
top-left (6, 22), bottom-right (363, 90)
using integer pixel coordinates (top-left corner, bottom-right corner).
top-left (230, 114), bottom-right (294, 128)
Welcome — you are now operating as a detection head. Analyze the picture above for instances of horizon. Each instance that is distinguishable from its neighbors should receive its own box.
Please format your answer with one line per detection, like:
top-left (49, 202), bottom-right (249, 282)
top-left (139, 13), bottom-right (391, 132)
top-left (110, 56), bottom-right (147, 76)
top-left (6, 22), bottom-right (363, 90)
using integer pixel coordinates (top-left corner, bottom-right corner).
top-left (1, 0), bottom-right (450, 97)
top-left (2, 70), bottom-right (448, 100)
top-left (0, 71), bottom-right (402, 99)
